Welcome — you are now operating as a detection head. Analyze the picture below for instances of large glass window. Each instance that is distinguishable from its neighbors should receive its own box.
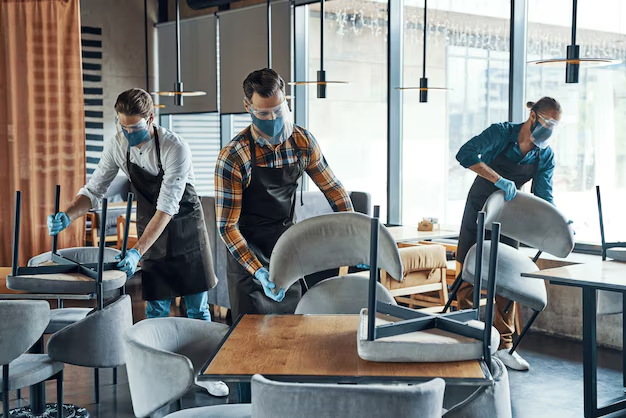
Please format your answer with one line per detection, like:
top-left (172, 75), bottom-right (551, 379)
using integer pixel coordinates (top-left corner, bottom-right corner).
top-left (305, 0), bottom-right (388, 218)
top-left (401, 0), bottom-right (511, 226)
top-left (160, 113), bottom-right (221, 196)
top-left (527, 0), bottom-right (626, 243)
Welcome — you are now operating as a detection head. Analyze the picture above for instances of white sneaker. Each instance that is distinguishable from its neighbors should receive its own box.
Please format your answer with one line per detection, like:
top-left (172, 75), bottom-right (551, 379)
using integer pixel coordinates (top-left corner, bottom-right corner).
top-left (495, 349), bottom-right (530, 371)
top-left (195, 379), bottom-right (230, 397)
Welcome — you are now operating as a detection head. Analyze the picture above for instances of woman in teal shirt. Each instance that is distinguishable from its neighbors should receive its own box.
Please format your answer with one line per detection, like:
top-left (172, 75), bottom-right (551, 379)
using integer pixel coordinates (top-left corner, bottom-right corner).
top-left (455, 97), bottom-right (561, 371)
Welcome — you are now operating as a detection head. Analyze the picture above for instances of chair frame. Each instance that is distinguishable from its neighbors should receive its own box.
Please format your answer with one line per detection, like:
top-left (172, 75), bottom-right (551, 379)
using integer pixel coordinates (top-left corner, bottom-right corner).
top-left (365, 207), bottom-right (501, 373)
top-left (597, 185), bottom-right (626, 260)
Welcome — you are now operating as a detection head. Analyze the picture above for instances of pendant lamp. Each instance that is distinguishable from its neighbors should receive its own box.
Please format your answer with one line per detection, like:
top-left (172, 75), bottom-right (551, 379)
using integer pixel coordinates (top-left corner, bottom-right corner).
top-left (289, 0), bottom-right (348, 98)
top-left (527, 0), bottom-right (620, 83)
top-left (152, 0), bottom-right (206, 105)
top-left (396, 0), bottom-right (448, 101)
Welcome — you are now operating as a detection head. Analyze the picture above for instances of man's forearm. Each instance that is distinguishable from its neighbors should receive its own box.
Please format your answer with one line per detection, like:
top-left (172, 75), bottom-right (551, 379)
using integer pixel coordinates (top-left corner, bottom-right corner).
top-left (65, 195), bottom-right (94, 222)
top-left (134, 210), bottom-right (172, 255)
top-left (469, 162), bottom-right (501, 184)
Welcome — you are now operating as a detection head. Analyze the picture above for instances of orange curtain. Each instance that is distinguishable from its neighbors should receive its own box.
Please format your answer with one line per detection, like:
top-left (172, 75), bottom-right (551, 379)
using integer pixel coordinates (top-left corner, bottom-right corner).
top-left (0, 0), bottom-right (86, 266)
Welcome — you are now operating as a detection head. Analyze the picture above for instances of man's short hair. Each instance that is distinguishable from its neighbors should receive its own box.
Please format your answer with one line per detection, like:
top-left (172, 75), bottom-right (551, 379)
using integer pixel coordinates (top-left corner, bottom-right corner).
top-left (114, 88), bottom-right (154, 119)
top-left (243, 68), bottom-right (285, 101)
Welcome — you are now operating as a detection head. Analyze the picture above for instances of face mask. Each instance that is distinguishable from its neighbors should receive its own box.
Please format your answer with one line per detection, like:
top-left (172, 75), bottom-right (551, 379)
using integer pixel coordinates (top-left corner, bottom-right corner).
top-left (251, 114), bottom-right (285, 144)
top-left (123, 128), bottom-right (151, 147)
top-left (530, 113), bottom-right (557, 149)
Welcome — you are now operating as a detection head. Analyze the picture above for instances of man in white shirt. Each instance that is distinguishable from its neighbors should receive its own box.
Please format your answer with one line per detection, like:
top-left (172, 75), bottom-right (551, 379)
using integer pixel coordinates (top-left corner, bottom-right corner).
top-left (46, 88), bottom-right (228, 396)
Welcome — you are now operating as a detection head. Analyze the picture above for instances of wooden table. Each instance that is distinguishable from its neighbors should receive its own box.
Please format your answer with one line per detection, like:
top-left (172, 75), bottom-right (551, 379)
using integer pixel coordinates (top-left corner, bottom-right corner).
top-left (386, 225), bottom-right (459, 243)
top-left (523, 261), bottom-right (626, 418)
top-left (202, 314), bottom-right (491, 401)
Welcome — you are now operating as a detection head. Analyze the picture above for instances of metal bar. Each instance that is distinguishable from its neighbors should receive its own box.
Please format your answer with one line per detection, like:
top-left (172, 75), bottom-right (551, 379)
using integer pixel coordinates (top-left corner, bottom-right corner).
top-left (12, 191), bottom-right (22, 277)
top-left (375, 317), bottom-right (437, 339)
top-left (319, 0), bottom-right (324, 72)
top-left (56, 370), bottom-right (64, 417)
top-left (473, 211), bottom-right (486, 315)
top-left (605, 242), bottom-right (626, 249)
top-left (571, 0), bottom-right (578, 45)
top-left (441, 309), bottom-right (479, 323)
top-left (95, 368), bottom-right (100, 403)
top-left (267, 0), bottom-right (272, 68)
top-left (377, 302), bottom-right (430, 319)
top-left (16, 265), bottom-right (81, 275)
top-left (144, 0), bottom-right (150, 91)
top-left (121, 192), bottom-right (135, 258)
top-left (175, 0), bottom-right (181, 83)
top-left (3, 364), bottom-right (9, 418)
top-left (582, 286), bottom-right (598, 417)
top-left (177, 398), bottom-right (183, 410)
top-left (52, 184), bottom-right (61, 254)
top-left (97, 199), bottom-right (108, 310)
top-left (483, 222), bottom-right (501, 372)
top-left (422, 0), bottom-right (427, 78)
top-left (596, 186), bottom-right (607, 260)
top-left (367, 206), bottom-right (381, 341)
top-left (509, 310), bottom-right (540, 354)
top-left (79, 265), bottom-right (99, 280)
top-left (51, 253), bottom-right (80, 266)
top-left (508, 0), bottom-right (528, 122)
top-left (0, 293), bottom-right (95, 300)
top-left (533, 251), bottom-right (542, 263)
top-left (437, 317), bottom-right (485, 340)
top-left (386, 0), bottom-right (403, 225)
top-left (29, 338), bottom-right (46, 414)
top-left (504, 299), bottom-right (514, 314)
top-left (113, 367), bottom-right (118, 385)
top-left (442, 273), bottom-right (463, 313)
top-left (623, 292), bottom-right (626, 388)
top-left (597, 398), bottom-right (626, 416)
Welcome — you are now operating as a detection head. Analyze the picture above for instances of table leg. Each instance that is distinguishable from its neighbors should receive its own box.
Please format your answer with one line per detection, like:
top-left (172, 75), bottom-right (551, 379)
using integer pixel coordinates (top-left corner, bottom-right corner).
top-left (29, 337), bottom-right (46, 415)
top-left (583, 287), bottom-right (598, 418)
top-left (623, 292), bottom-right (626, 389)
top-left (237, 382), bottom-right (251, 403)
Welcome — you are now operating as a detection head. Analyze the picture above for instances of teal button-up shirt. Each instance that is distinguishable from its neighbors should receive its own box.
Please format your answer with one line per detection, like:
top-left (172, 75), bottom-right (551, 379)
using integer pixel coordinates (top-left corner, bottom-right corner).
top-left (455, 122), bottom-right (554, 204)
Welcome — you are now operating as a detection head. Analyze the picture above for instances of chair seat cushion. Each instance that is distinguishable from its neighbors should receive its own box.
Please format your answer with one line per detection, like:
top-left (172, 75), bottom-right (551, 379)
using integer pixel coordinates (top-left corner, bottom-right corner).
top-left (607, 248), bottom-right (626, 262)
top-left (45, 308), bottom-right (92, 334)
top-left (7, 270), bottom-right (126, 294)
top-left (398, 245), bottom-right (447, 279)
top-left (462, 242), bottom-right (547, 312)
top-left (165, 404), bottom-right (252, 418)
top-left (357, 309), bottom-right (499, 363)
top-left (0, 354), bottom-right (63, 390)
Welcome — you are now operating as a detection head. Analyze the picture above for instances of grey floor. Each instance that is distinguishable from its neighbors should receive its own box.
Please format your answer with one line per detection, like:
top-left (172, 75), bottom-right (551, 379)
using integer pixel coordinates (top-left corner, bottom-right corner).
top-left (3, 331), bottom-right (625, 418)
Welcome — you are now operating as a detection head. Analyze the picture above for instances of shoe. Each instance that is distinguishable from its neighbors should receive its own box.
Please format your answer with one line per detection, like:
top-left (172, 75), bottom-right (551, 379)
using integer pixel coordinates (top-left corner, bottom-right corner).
top-left (495, 349), bottom-right (530, 371)
top-left (196, 379), bottom-right (230, 397)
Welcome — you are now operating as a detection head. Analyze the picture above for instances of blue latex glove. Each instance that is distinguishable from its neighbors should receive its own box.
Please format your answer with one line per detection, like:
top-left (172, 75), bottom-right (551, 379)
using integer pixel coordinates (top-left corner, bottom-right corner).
top-left (47, 212), bottom-right (71, 236)
top-left (254, 267), bottom-right (285, 302)
top-left (494, 177), bottom-right (517, 201)
top-left (116, 248), bottom-right (141, 278)
top-left (356, 264), bottom-right (370, 269)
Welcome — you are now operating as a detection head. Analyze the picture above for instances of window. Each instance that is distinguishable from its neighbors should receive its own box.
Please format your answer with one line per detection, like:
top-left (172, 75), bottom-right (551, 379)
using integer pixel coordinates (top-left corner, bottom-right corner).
top-left (159, 113), bottom-right (221, 196)
top-left (232, 114), bottom-right (252, 138)
top-left (304, 0), bottom-right (388, 218)
top-left (527, 0), bottom-right (626, 243)
top-left (401, 0), bottom-right (511, 226)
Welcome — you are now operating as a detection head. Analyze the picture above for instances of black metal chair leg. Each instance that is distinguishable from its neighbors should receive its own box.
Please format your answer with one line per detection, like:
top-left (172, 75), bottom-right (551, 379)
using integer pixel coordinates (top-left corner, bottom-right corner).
top-left (57, 370), bottom-right (64, 418)
top-left (113, 367), bottom-right (118, 385)
top-left (177, 398), bottom-right (183, 411)
top-left (442, 274), bottom-right (463, 313)
top-left (94, 368), bottom-right (100, 403)
top-left (509, 310), bottom-right (541, 354)
top-left (3, 365), bottom-right (10, 418)
top-left (16, 388), bottom-right (21, 399)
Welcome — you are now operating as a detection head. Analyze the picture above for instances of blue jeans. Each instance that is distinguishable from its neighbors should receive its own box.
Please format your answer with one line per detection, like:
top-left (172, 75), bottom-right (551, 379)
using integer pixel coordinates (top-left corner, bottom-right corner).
top-left (146, 291), bottom-right (211, 321)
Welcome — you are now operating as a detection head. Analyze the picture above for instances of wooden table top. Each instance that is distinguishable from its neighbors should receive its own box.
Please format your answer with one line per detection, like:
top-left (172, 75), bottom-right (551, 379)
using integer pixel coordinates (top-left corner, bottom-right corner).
top-left (202, 315), bottom-right (489, 385)
top-left (386, 225), bottom-right (459, 243)
top-left (522, 260), bottom-right (626, 292)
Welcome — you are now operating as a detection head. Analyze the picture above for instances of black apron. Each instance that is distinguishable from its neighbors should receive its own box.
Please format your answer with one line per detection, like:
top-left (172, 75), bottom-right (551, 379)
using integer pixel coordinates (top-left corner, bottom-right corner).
top-left (127, 128), bottom-right (216, 301)
top-left (456, 142), bottom-right (539, 265)
top-left (227, 132), bottom-right (305, 319)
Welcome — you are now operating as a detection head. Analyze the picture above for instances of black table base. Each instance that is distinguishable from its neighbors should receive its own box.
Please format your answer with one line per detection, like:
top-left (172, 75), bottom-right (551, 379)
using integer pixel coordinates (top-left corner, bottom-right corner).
top-left (6, 403), bottom-right (89, 418)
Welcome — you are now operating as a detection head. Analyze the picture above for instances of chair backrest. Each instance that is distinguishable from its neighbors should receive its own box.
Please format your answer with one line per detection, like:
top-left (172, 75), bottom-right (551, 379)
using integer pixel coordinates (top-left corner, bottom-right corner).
top-left (598, 290), bottom-right (623, 315)
top-left (295, 275), bottom-right (397, 314)
top-left (123, 317), bottom-right (229, 418)
top-left (251, 374), bottom-right (445, 418)
top-left (483, 191), bottom-right (574, 257)
top-left (0, 300), bottom-right (50, 365)
top-left (294, 191), bottom-right (371, 221)
top-left (28, 247), bottom-right (120, 266)
top-left (270, 212), bottom-right (403, 291)
top-left (47, 295), bottom-right (132, 368)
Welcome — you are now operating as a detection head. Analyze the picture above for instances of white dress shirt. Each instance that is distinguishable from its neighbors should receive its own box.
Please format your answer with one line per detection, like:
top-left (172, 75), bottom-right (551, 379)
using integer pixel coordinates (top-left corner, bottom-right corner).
top-left (79, 125), bottom-right (195, 216)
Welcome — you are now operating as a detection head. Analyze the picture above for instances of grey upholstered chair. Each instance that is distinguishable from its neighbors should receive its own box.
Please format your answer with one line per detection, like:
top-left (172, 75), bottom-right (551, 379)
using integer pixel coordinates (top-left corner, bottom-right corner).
top-left (123, 317), bottom-right (232, 418)
top-left (1, 300), bottom-right (64, 418)
top-left (295, 275), bottom-right (397, 314)
top-left (443, 357), bottom-right (511, 418)
top-left (46, 294), bottom-right (132, 403)
top-left (462, 191), bottom-right (575, 353)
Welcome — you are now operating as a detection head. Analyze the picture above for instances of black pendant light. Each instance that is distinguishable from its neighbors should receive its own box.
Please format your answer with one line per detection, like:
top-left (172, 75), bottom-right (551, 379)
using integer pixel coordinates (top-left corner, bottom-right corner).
top-left (153, 0), bottom-right (206, 105)
top-left (396, 0), bottom-right (448, 101)
top-left (527, 0), bottom-right (619, 83)
top-left (289, 0), bottom-right (348, 99)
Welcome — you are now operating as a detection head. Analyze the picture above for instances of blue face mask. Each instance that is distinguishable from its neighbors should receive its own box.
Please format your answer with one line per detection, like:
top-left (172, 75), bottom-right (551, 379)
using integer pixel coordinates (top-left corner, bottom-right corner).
top-left (123, 127), bottom-right (151, 147)
top-left (530, 118), bottom-right (553, 149)
top-left (251, 114), bottom-right (284, 145)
